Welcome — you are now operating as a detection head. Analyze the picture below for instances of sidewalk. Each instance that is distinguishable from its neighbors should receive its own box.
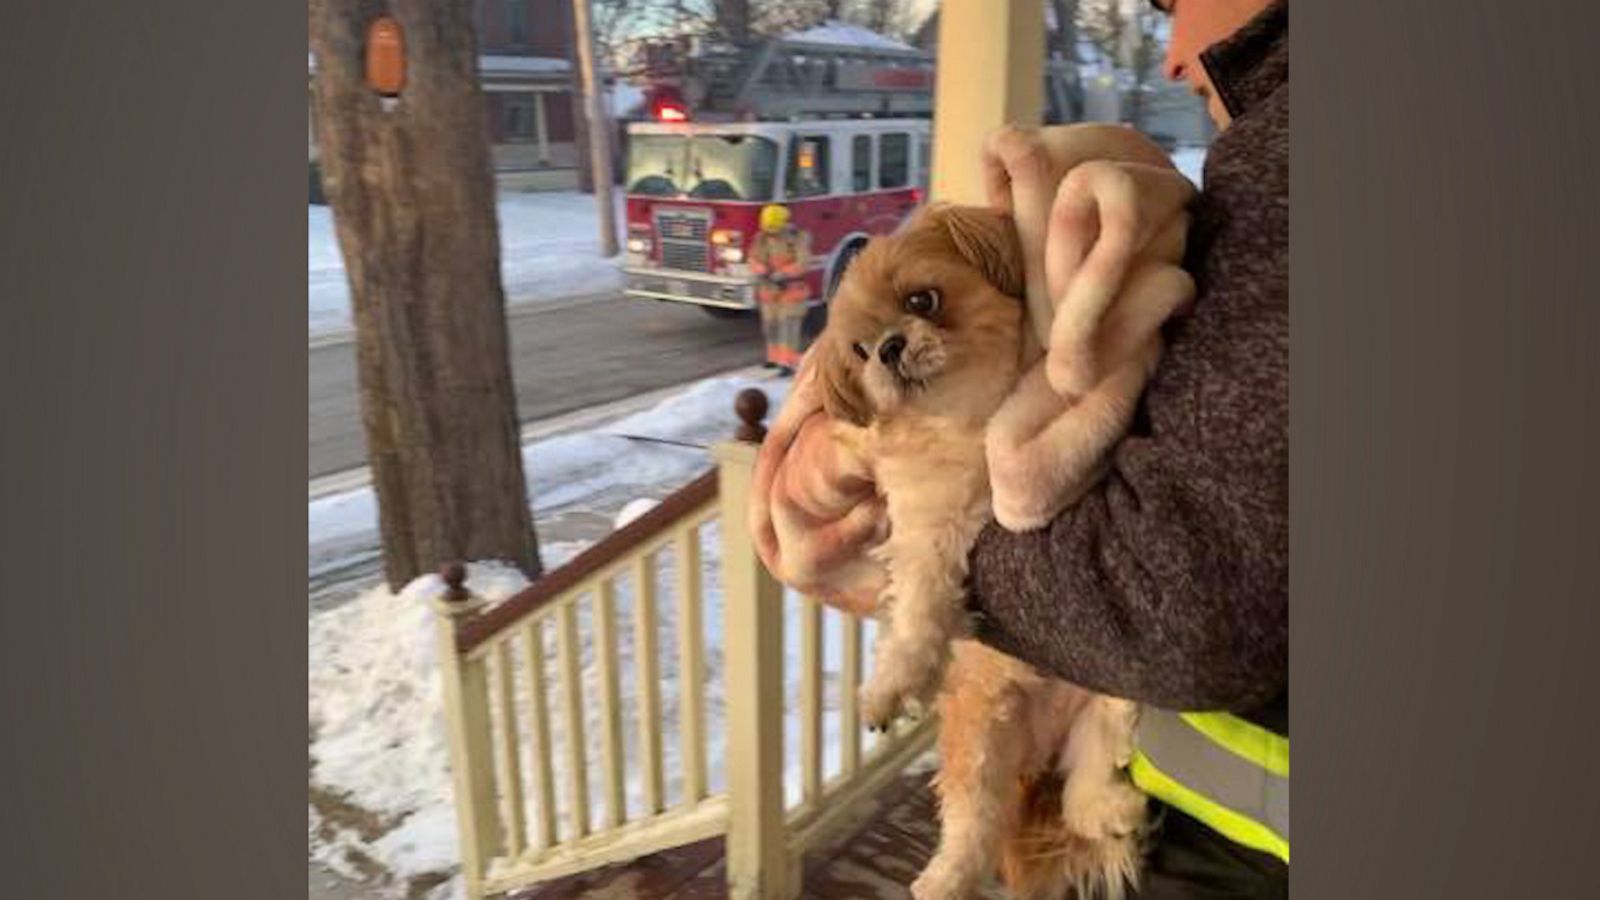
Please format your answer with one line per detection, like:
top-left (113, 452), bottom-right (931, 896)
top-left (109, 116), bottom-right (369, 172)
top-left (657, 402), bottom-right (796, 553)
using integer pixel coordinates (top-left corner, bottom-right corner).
top-left (309, 190), bottom-right (626, 343)
top-left (309, 862), bottom-right (383, 900)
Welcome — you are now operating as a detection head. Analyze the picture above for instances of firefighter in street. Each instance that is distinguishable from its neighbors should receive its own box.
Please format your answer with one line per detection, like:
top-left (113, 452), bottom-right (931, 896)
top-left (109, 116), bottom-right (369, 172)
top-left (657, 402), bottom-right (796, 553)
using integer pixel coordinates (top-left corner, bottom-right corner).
top-left (748, 203), bottom-right (811, 376)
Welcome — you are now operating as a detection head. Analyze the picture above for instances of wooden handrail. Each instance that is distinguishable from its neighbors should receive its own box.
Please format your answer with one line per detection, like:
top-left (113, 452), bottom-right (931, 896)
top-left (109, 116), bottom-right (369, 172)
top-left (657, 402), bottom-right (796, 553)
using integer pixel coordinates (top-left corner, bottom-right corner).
top-left (457, 469), bottom-right (720, 653)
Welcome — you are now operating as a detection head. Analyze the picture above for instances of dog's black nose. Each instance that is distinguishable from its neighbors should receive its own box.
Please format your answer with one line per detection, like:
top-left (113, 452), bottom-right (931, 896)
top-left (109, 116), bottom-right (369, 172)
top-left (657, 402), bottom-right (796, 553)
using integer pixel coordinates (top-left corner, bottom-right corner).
top-left (878, 334), bottom-right (907, 365)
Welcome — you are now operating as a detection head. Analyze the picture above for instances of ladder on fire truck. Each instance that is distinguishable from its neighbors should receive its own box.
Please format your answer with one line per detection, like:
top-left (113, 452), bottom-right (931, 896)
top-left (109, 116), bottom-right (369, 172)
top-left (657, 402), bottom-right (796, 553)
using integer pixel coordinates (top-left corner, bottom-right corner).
top-left (636, 28), bottom-right (1083, 124)
top-left (637, 30), bottom-right (936, 122)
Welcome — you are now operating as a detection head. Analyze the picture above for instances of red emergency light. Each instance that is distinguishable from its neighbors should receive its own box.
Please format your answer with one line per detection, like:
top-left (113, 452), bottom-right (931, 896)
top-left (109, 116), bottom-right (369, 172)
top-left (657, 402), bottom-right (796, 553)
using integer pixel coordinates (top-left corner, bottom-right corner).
top-left (648, 85), bottom-right (690, 122)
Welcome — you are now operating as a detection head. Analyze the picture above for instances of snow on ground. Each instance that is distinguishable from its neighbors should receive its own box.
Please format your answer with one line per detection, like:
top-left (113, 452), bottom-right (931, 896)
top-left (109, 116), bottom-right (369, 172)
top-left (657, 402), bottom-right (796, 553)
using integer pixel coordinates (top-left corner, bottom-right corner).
top-left (311, 540), bottom-right (884, 900)
top-left (310, 370), bottom-right (886, 898)
top-left (1172, 145), bottom-right (1207, 188)
top-left (309, 372), bottom-right (792, 579)
top-left (310, 562), bottom-right (536, 900)
top-left (309, 370), bottom-right (911, 899)
top-left (309, 191), bottom-right (625, 341)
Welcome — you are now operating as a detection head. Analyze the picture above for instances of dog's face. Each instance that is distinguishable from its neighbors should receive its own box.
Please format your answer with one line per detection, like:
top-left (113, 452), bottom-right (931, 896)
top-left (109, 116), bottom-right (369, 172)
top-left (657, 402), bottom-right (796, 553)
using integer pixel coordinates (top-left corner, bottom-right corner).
top-left (819, 204), bottom-right (1027, 427)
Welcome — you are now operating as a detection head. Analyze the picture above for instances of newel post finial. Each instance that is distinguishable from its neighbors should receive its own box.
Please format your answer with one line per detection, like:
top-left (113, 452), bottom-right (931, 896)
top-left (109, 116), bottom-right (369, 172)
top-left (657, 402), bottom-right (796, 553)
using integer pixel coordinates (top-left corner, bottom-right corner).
top-left (434, 561), bottom-right (485, 620)
top-left (735, 388), bottom-right (769, 443)
top-left (441, 561), bottom-right (469, 599)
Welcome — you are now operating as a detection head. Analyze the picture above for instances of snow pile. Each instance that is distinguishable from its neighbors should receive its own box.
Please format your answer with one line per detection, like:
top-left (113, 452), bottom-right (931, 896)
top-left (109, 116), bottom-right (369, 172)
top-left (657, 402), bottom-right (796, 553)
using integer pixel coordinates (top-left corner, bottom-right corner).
top-left (309, 561), bottom-right (535, 900)
top-left (309, 191), bottom-right (625, 341)
top-left (310, 546), bottom-right (883, 899)
top-left (614, 497), bottom-right (661, 529)
top-left (309, 373), bottom-right (792, 578)
top-left (480, 54), bottom-right (570, 75)
top-left (787, 20), bottom-right (918, 52)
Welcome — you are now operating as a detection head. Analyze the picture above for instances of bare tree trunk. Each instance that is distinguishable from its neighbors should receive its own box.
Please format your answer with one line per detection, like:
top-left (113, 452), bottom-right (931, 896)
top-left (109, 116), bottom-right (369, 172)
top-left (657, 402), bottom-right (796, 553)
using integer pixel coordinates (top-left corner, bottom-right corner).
top-left (566, 1), bottom-right (597, 193)
top-left (1127, 3), bottom-right (1150, 129)
top-left (1051, 0), bottom-right (1085, 121)
top-left (310, 0), bottom-right (543, 590)
top-left (573, 0), bottom-right (620, 256)
top-left (866, 0), bottom-right (896, 34)
top-left (716, 0), bottom-right (751, 43)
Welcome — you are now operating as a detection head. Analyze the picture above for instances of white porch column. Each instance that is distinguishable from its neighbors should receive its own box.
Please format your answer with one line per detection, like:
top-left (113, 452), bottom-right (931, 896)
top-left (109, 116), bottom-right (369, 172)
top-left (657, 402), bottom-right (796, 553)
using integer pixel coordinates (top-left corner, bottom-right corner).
top-left (930, 0), bottom-right (1045, 203)
top-left (533, 90), bottom-right (551, 166)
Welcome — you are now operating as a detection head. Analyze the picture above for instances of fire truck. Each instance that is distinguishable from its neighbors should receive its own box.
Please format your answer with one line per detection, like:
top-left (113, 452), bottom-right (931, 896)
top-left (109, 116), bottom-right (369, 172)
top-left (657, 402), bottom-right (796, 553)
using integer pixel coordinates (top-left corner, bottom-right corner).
top-left (619, 29), bottom-right (936, 323)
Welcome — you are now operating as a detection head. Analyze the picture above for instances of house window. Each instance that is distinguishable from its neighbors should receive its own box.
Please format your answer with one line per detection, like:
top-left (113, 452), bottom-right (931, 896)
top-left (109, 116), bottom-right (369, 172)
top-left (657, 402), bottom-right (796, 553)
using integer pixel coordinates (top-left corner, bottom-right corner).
top-left (879, 133), bottom-right (909, 189)
top-left (507, 0), bottom-right (528, 45)
top-left (786, 135), bottom-right (831, 198)
top-left (504, 94), bottom-right (536, 141)
top-left (852, 135), bottom-right (872, 193)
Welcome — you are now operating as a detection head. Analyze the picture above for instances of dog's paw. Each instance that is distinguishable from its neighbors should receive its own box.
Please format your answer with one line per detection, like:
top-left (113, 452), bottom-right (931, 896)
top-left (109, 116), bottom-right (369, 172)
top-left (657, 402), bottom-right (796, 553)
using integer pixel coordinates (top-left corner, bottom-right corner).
top-left (859, 655), bottom-right (940, 731)
top-left (859, 674), bottom-right (912, 732)
top-left (1062, 779), bottom-right (1147, 842)
top-left (910, 859), bottom-right (977, 900)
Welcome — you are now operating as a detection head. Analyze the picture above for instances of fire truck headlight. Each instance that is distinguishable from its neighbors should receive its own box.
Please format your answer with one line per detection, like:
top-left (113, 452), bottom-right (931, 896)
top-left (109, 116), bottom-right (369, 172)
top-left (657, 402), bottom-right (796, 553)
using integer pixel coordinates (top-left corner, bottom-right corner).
top-left (718, 246), bottom-right (744, 264)
top-left (627, 236), bottom-right (651, 254)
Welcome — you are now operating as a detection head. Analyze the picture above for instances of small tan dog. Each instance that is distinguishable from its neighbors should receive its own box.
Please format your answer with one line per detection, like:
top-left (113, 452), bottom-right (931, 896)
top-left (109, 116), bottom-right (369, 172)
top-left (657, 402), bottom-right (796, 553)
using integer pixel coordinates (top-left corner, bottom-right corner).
top-left (813, 127), bottom-right (1195, 900)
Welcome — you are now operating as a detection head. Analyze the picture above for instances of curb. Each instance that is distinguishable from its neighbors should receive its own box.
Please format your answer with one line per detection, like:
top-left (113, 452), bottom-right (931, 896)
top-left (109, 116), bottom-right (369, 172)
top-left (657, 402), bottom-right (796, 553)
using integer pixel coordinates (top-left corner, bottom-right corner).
top-left (307, 290), bottom-right (623, 350)
top-left (309, 364), bottom-right (775, 501)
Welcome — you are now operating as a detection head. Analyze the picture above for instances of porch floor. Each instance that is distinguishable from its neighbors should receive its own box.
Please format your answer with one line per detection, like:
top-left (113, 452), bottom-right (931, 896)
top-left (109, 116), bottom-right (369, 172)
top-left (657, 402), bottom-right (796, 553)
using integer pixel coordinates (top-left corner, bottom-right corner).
top-left (508, 771), bottom-right (1011, 900)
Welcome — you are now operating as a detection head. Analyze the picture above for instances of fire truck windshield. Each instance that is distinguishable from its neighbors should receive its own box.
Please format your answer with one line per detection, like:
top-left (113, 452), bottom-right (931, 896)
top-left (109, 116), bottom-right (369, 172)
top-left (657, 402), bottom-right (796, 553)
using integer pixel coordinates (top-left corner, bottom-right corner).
top-left (626, 134), bottom-right (779, 202)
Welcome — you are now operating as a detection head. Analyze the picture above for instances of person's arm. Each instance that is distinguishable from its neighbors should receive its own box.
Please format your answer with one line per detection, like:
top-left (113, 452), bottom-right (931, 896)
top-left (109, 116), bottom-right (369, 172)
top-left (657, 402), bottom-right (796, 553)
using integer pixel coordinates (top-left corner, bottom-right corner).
top-left (776, 232), bottom-right (809, 279)
top-left (748, 235), bottom-right (770, 277)
top-left (968, 315), bottom-right (1287, 712)
top-left (969, 129), bottom-right (1287, 713)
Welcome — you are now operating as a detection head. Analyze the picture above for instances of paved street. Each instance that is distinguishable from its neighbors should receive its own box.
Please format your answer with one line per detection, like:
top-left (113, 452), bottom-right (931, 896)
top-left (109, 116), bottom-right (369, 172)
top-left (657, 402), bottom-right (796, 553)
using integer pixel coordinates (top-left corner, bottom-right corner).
top-left (309, 293), bottom-right (765, 479)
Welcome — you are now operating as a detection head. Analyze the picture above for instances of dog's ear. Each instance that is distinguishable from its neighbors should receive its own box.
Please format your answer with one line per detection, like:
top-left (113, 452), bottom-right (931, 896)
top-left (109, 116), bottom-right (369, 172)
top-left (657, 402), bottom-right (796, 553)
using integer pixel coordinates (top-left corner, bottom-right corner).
top-left (817, 338), bottom-right (872, 427)
top-left (933, 205), bottom-right (1026, 300)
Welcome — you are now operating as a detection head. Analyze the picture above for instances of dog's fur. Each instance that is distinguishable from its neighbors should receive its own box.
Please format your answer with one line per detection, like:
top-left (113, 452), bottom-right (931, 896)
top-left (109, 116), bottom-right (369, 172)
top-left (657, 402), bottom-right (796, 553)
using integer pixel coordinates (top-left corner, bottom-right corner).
top-left (815, 202), bottom-right (1157, 900)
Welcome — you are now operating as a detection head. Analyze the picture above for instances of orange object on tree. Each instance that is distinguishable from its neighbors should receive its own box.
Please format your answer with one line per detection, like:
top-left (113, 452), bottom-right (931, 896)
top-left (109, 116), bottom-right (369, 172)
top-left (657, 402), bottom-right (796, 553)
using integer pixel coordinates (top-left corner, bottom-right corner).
top-left (365, 16), bottom-right (406, 97)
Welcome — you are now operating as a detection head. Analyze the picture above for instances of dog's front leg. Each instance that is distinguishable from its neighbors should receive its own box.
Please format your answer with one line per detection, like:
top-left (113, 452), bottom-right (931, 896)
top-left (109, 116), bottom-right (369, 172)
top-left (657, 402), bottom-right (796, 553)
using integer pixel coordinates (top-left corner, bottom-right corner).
top-left (860, 517), bottom-right (983, 730)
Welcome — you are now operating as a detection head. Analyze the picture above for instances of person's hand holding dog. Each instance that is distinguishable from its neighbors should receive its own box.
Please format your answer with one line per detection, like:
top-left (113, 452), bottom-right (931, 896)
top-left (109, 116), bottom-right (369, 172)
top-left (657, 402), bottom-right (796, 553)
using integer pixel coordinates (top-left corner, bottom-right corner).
top-left (750, 124), bottom-right (1195, 612)
top-left (749, 357), bottom-right (887, 616)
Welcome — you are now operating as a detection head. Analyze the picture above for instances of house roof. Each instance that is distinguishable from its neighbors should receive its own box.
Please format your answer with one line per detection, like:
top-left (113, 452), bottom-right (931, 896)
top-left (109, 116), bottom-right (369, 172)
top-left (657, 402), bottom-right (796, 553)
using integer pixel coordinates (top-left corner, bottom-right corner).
top-left (785, 20), bottom-right (917, 52)
top-left (308, 52), bottom-right (570, 77)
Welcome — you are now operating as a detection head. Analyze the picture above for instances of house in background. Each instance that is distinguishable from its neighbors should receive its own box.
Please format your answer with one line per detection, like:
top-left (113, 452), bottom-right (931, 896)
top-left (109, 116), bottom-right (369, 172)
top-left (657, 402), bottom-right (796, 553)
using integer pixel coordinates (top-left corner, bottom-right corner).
top-left (910, 4), bottom-right (1213, 148)
top-left (310, 0), bottom-right (583, 197)
top-left (475, 0), bottom-right (582, 190)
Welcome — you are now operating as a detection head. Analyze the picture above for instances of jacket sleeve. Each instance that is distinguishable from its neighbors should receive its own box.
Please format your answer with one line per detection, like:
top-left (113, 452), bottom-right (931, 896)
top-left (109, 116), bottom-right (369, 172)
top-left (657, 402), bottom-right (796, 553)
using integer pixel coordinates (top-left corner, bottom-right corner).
top-left (748, 235), bottom-right (770, 276)
top-left (969, 307), bottom-right (1287, 712)
top-left (968, 118), bottom-right (1288, 713)
top-left (777, 232), bottom-right (809, 278)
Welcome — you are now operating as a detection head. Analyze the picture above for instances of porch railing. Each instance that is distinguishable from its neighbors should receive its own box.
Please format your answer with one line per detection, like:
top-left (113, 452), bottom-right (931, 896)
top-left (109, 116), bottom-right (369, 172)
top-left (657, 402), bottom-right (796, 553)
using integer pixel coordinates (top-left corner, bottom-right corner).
top-left (434, 389), bottom-right (935, 900)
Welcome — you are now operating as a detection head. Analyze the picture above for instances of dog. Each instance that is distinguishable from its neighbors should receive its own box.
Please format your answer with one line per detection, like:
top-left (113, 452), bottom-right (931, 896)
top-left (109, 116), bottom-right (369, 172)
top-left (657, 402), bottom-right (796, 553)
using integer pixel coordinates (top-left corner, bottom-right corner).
top-left (813, 129), bottom-right (1196, 898)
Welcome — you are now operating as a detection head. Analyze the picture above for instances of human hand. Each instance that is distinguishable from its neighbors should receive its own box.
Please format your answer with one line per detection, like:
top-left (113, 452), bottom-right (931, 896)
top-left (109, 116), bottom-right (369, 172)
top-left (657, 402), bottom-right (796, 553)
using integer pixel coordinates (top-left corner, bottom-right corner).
top-left (981, 123), bottom-right (1185, 361)
top-left (749, 351), bottom-right (888, 617)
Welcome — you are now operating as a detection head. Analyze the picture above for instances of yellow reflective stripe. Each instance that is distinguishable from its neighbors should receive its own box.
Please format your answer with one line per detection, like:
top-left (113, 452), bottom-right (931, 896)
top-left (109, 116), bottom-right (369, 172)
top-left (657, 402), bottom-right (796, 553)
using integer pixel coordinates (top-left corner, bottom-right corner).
top-left (1179, 712), bottom-right (1289, 778)
top-left (1129, 751), bottom-right (1289, 864)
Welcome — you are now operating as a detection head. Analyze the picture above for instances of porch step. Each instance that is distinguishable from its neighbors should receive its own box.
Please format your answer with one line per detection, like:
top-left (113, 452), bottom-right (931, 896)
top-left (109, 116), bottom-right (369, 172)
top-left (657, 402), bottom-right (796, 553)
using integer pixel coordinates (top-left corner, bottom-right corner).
top-left (509, 772), bottom-right (1012, 900)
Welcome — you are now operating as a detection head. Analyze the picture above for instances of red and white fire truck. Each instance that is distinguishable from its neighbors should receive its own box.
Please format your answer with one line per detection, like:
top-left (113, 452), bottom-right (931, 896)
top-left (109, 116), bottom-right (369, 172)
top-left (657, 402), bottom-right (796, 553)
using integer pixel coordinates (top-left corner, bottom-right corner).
top-left (619, 28), bottom-right (936, 320)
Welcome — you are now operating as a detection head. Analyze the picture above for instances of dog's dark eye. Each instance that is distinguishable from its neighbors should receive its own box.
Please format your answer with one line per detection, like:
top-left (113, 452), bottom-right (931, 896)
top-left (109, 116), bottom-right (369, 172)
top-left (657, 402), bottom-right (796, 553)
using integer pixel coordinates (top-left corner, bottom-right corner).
top-left (851, 342), bottom-right (869, 361)
top-left (904, 289), bottom-right (941, 317)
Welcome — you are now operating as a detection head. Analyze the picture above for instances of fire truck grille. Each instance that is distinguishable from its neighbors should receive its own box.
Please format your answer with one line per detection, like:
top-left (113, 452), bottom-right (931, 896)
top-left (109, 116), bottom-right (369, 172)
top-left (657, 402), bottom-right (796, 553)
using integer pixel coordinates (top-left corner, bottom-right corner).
top-left (655, 209), bottom-right (712, 273)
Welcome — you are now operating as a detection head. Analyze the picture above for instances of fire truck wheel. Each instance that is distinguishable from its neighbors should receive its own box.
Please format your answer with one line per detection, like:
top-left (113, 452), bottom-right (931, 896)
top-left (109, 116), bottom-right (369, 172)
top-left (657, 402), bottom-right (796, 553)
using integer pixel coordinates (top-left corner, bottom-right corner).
top-left (699, 305), bottom-right (754, 320)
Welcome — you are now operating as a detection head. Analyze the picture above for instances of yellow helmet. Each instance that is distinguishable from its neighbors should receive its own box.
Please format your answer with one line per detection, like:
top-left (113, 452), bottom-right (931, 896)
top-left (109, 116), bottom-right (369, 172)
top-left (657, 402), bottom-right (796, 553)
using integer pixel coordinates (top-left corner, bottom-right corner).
top-left (759, 204), bottom-right (791, 233)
